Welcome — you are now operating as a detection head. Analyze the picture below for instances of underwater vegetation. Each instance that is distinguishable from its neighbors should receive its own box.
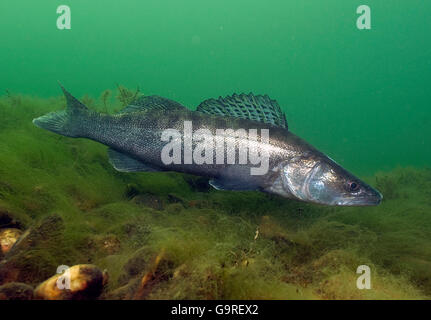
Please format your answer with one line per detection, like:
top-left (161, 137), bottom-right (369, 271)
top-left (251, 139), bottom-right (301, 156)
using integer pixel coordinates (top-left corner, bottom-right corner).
top-left (0, 89), bottom-right (430, 300)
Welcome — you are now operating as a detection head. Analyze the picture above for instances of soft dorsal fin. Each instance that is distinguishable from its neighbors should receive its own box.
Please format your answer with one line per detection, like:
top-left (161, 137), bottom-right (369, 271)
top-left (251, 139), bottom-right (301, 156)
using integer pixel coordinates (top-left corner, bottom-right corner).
top-left (196, 93), bottom-right (288, 129)
top-left (120, 95), bottom-right (187, 114)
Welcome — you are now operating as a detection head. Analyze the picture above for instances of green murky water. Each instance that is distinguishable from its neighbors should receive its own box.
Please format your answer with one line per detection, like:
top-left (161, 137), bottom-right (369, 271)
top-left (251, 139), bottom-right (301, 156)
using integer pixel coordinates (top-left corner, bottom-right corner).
top-left (0, 1), bottom-right (430, 300)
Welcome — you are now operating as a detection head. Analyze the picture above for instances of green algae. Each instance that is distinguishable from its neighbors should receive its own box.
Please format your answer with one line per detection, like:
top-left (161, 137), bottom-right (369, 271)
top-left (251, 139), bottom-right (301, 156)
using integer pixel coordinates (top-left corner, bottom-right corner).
top-left (0, 92), bottom-right (430, 299)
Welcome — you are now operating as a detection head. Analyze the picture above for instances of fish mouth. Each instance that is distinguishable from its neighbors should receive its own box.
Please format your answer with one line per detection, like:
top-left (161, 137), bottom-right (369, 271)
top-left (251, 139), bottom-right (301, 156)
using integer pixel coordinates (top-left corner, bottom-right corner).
top-left (334, 190), bottom-right (383, 206)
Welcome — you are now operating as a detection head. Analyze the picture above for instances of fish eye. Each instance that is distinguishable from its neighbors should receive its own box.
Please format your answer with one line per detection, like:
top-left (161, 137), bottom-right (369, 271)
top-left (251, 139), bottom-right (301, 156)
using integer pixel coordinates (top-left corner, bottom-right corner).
top-left (347, 181), bottom-right (360, 192)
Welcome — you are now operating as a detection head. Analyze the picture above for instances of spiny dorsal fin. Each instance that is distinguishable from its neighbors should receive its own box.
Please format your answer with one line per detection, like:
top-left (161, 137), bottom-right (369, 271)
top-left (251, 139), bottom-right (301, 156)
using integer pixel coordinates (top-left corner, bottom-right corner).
top-left (120, 95), bottom-right (187, 114)
top-left (196, 93), bottom-right (288, 129)
top-left (58, 82), bottom-right (88, 111)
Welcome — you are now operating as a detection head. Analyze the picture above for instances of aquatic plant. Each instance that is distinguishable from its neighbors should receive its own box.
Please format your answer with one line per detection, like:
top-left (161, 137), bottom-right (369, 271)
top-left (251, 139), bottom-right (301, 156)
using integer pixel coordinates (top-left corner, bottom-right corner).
top-left (0, 92), bottom-right (430, 299)
top-left (116, 84), bottom-right (141, 107)
top-left (81, 94), bottom-right (96, 109)
top-left (3, 90), bottom-right (21, 107)
top-left (100, 90), bottom-right (112, 113)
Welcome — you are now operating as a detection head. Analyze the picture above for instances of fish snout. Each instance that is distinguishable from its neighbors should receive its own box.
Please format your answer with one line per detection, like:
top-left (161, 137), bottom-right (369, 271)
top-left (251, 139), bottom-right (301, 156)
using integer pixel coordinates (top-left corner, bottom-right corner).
top-left (369, 188), bottom-right (383, 205)
top-left (341, 187), bottom-right (383, 206)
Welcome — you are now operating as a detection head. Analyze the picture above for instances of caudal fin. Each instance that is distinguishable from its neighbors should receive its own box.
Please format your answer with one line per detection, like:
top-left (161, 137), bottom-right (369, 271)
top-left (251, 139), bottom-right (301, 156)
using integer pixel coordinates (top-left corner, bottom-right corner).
top-left (33, 83), bottom-right (89, 137)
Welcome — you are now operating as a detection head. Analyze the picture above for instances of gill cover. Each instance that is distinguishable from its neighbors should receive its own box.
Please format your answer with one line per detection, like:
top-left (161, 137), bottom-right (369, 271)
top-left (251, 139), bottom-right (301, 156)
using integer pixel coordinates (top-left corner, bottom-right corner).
top-left (280, 155), bottom-right (382, 206)
top-left (281, 157), bottom-right (320, 202)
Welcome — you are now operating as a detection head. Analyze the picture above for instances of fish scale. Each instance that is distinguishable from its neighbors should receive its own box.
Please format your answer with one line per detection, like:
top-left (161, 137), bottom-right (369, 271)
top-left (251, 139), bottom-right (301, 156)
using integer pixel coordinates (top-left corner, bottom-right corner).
top-left (32, 85), bottom-right (382, 206)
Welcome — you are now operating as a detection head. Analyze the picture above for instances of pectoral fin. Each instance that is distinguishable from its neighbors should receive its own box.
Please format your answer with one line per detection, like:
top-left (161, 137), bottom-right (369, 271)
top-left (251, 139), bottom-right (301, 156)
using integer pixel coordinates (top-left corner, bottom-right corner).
top-left (107, 148), bottom-right (162, 172)
top-left (209, 178), bottom-right (259, 191)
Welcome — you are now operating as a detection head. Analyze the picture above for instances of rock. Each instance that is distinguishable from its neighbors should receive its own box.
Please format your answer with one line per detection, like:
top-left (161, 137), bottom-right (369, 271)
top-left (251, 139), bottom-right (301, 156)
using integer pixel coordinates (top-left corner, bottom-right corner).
top-left (121, 221), bottom-right (151, 248)
top-left (0, 282), bottom-right (34, 300)
top-left (0, 228), bottom-right (23, 254)
top-left (88, 234), bottom-right (121, 256)
top-left (34, 264), bottom-right (106, 300)
top-left (7, 215), bottom-right (64, 256)
top-left (105, 278), bottom-right (140, 300)
top-left (117, 247), bottom-right (152, 286)
top-left (133, 248), bottom-right (175, 299)
top-left (0, 214), bottom-right (65, 285)
top-left (0, 209), bottom-right (24, 229)
top-left (101, 236), bottom-right (121, 255)
top-left (124, 248), bottom-right (152, 277)
top-left (112, 249), bottom-right (175, 300)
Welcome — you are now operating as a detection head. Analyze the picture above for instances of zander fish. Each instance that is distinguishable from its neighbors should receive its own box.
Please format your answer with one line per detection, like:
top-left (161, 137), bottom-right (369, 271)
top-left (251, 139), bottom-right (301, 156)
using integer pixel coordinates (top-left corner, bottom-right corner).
top-left (33, 85), bottom-right (382, 206)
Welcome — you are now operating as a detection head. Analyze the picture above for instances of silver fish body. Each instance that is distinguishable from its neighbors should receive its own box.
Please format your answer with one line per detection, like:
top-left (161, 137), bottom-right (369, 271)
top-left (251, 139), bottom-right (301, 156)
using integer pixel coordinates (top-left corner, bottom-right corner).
top-left (33, 86), bottom-right (382, 206)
